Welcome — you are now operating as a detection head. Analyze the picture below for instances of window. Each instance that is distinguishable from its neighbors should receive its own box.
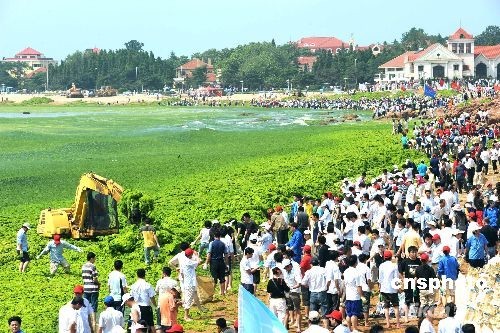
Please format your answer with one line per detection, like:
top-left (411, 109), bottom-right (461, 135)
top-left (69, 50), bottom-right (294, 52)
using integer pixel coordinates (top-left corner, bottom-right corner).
top-left (453, 64), bottom-right (459, 71)
top-left (463, 65), bottom-right (469, 71)
top-left (388, 68), bottom-right (395, 72)
top-left (459, 34), bottom-right (464, 39)
top-left (336, 48), bottom-right (341, 54)
top-left (466, 43), bottom-right (471, 53)
top-left (418, 65), bottom-right (424, 72)
top-left (458, 44), bottom-right (464, 54)
top-left (452, 43), bottom-right (458, 53)
top-left (410, 63), bottom-right (414, 73)
top-left (396, 68), bottom-right (403, 71)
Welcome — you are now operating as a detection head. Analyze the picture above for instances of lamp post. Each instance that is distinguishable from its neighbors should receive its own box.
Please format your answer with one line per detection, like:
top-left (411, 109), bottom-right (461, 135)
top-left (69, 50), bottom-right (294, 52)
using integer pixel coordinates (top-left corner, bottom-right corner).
top-left (343, 77), bottom-right (348, 91)
top-left (95, 67), bottom-right (98, 94)
top-left (354, 58), bottom-right (358, 87)
top-left (286, 79), bottom-right (290, 93)
top-left (240, 80), bottom-right (244, 93)
top-left (135, 66), bottom-right (138, 94)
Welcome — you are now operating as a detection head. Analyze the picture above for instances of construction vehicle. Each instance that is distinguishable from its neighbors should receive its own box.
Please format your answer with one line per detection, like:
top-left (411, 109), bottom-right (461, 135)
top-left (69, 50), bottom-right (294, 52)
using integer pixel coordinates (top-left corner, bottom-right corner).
top-left (96, 86), bottom-right (118, 97)
top-left (37, 173), bottom-right (124, 239)
top-left (66, 83), bottom-right (84, 98)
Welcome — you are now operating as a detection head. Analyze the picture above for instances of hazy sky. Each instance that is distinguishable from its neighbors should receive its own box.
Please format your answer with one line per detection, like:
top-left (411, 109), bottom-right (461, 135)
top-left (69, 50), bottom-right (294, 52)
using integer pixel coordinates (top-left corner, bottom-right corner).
top-left (1, 0), bottom-right (498, 60)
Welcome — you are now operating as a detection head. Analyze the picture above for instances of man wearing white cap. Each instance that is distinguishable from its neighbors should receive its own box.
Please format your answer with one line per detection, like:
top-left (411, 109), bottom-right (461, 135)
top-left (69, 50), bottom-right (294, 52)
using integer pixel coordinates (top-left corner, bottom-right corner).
top-left (16, 222), bottom-right (30, 273)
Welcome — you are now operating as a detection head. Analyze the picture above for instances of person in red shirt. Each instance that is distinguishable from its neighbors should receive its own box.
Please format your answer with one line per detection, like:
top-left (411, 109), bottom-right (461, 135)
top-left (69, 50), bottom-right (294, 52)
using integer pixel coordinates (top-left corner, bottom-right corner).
top-left (300, 245), bottom-right (312, 316)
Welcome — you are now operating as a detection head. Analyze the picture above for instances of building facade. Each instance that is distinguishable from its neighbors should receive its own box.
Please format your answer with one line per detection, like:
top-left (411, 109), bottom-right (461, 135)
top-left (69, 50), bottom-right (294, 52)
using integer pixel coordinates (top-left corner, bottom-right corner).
top-left (376, 28), bottom-right (500, 83)
top-left (2, 47), bottom-right (57, 70)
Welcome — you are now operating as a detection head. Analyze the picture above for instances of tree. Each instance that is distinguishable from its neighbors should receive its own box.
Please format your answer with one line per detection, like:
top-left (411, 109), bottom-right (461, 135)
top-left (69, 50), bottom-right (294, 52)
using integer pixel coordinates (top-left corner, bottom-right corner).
top-left (125, 40), bottom-right (144, 52)
top-left (475, 25), bottom-right (500, 45)
top-left (401, 28), bottom-right (431, 51)
top-left (188, 66), bottom-right (207, 88)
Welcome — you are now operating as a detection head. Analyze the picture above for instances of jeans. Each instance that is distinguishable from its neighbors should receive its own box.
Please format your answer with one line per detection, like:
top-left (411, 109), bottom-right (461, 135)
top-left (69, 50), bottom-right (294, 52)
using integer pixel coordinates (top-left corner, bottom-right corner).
top-left (241, 283), bottom-right (254, 295)
top-left (309, 291), bottom-right (328, 316)
top-left (144, 246), bottom-right (159, 264)
top-left (84, 292), bottom-right (99, 313)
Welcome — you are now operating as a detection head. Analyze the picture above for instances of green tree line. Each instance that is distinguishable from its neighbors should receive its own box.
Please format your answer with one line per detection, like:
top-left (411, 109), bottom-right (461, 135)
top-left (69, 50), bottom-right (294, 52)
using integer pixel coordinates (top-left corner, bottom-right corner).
top-left (2, 26), bottom-right (498, 92)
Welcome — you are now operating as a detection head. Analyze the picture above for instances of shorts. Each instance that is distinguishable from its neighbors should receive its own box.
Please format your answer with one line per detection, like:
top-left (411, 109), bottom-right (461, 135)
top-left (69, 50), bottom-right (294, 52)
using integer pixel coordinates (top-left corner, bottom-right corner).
top-left (362, 291), bottom-right (371, 313)
top-left (252, 270), bottom-right (261, 284)
top-left (138, 305), bottom-right (154, 326)
top-left (301, 286), bottom-right (310, 307)
top-left (224, 260), bottom-right (232, 276)
top-left (381, 292), bottom-right (399, 308)
top-left (19, 251), bottom-right (30, 262)
top-left (345, 300), bottom-right (362, 317)
top-left (404, 288), bottom-right (420, 305)
top-left (50, 258), bottom-right (70, 274)
top-left (210, 260), bottom-right (226, 284)
top-left (285, 292), bottom-right (301, 311)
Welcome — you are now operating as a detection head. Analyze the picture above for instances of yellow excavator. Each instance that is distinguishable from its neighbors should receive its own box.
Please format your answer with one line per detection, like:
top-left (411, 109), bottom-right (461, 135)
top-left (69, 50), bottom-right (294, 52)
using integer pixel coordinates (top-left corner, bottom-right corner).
top-left (37, 173), bottom-right (124, 239)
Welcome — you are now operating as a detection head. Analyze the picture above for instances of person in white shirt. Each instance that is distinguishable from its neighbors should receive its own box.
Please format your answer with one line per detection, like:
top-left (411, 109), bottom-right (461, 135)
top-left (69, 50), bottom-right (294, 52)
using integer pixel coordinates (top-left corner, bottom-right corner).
top-left (281, 258), bottom-right (303, 332)
top-left (302, 311), bottom-right (329, 333)
top-left (59, 297), bottom-right (85, 333)
top-left (378, 251), bottom-right (401, 329)
top-left (107, 260), bottom-right (128, 313)
top-left (419, 305), bottom-right (435, 333)
top-left (168, 243), bottom-right (189, 290)
top-left (343, 255), bottom-right (365, 332)
top-left (191, 221), bottom-right (212, 255)
top-left (490, 144), bottom-right (499, 174)
top-left (129, 269), bottom-right (156, 332)
top-left (437, 302), bottom-right (461, 333)
top-left (325, 252), bottom-right (341, 315)
top-left (240, 247), bottom-right (257, 294)
top-left (357, 254), bottom-right (372, 327)
top-left (121, 293), bottom-right (141, 333)
top-left (301, 258), bottom-right (328, 327)
top-left (179, 248), bottom-right (203, 321)
top-left (98, 296), bottom-right (124, 333)
top-left (155, 266), bottom-right (179, 325)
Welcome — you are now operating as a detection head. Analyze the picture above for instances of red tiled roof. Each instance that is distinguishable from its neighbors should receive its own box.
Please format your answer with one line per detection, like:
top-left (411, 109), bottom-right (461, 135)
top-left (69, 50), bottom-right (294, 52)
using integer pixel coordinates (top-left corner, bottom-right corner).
top-left (25, 67), bottom-right (47, 78)
top-left (206, 72), bottom-right (217, 82)
top-left (474, 45), bottom-right (500, 59)
top-left (178, 58), bottom-right (214, 71)
top-left (296, 37), bottom-right (348, 49)
top-left (15, 47), bottom-right (42, 56)
top-left (297, 56), bottom-right (317, 66)
top-left (379, 43), bottom-right (443, 68)
top-left (449, 28), bottom-right (473, 40)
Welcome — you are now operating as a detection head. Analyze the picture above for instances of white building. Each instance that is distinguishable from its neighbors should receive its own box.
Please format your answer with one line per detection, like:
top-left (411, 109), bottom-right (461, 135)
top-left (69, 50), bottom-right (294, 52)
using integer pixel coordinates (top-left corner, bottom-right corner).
top-left (375, 28), bottom-right (500, 83)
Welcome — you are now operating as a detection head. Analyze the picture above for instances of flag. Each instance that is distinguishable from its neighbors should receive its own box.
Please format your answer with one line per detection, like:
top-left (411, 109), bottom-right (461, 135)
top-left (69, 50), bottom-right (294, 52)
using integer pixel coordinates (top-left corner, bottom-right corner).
top-left (238, 286), bottom-right (288, 333)
top-left (451, 81), bottom-right (460, 91)
top-left (424, 84), bottom-right (436, 98)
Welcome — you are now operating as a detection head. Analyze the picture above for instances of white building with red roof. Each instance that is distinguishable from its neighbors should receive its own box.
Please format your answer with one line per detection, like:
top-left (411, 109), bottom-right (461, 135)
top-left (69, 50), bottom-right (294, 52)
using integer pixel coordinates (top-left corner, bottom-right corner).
top-left (175, 58), bottom-right (217, 85)
top-left (2, 47), bottom-right (57, 71)
top-left (376, 28), bottom-right (500, 83)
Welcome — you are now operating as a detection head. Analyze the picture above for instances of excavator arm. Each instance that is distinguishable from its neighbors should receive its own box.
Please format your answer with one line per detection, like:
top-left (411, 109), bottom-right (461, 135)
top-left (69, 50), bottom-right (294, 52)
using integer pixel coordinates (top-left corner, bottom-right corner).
top-left (38, 173), bottom-right (124, 239)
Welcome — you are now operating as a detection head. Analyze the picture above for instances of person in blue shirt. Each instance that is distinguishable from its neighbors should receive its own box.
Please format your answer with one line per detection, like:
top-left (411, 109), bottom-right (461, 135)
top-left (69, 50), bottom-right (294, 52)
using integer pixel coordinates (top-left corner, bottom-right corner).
top-left (484, 201), bottom-right (498, 228)
top-left (16, 223), bottom-right (30, 273)
top-left (437, 246), bottom-right (459, 304)
top-left (286, 223), bottom-right (303, 263)
top-left (8, 316), bottom-right (25, 333)
top-left (417, 161), bottom-right (428, 177)
top-left (37, 234), bottom-right (82, 275)
top-left (465, 225), bottom-right (488, 269)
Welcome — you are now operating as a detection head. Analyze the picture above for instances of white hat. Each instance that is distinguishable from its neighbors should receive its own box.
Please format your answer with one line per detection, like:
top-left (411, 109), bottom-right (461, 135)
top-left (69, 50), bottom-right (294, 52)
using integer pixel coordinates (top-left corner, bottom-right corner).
top-left (465, 202), bottom-right (472, 208)
top-left (281, 259), bottom-right (291, 267)
top-left (452, 204), bottom-right (462, 211)
top-left (308, 311), bottom-right (321, 321)
top-left (249, 234), bottom-right (258, 242)
top-left (22, 222), bottom-right (30, 229)
top-left (121, 293), bottom-right (133, 306)
top-left (428, 220), bottom-right (436, 226)
top-left (490, 195), bottom-right (498, 202)
top-left (469, 224), bottom-right (482, 233)
top-left (304, 230), bottom-right (311, 235)
top-left (452, 229), bottom-right (464, 235)
top-left (260, 222), bottom-right (271, 230)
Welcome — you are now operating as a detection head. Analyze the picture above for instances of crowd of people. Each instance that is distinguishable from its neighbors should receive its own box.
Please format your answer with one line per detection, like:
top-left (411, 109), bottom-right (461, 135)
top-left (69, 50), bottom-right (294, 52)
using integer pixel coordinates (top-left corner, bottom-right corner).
top-left (11, 101), bottom-right (499, 333)
top-left (250, 85), bottom-right (498, 119)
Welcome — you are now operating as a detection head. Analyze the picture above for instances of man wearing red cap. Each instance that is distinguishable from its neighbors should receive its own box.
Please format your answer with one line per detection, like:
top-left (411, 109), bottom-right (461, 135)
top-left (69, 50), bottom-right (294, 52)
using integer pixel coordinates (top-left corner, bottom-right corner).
top-left (437, 246), bottom-right (459, 304)
top-left (378, 250), bottom-right (401, 329)
top-left (37, 234), bottom-right (82, 275)
top-left (180, 248), bottom-right (203, 321)
top-left (430, 234), bottom-right (444, 272)
top-left (415, 253), bottom-right (436, 316)
top-left (71, 285), bottom-right (95, 333)
top-left (326, 310), bottom-right (349, 333)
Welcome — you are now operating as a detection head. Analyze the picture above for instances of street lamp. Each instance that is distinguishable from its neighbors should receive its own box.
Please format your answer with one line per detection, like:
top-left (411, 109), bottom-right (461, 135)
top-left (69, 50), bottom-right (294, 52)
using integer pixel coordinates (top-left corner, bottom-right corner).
top-left (354, 58), bottom-right (358, 86)
top-left (343, 77), bottom-right (348, 90)
top-left (240, 80), bottom-right (244, 93)
top-left (286, 79), bottom-right (290, 93)
top-left (95, 67), bottom-right (98, 93)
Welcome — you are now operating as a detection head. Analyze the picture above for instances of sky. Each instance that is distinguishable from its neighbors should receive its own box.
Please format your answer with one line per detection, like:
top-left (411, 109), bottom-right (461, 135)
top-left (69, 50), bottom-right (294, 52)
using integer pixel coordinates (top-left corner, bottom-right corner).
top-left (0, 0), bottom-right (499, 61)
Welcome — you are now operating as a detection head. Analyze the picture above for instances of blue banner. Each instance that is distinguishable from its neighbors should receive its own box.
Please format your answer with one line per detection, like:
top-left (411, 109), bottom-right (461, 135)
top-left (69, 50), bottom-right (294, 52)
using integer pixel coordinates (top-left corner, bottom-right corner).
top-left (238, 285), bottom-right (288, 333)
top-left (424, 84), bottom-right (436, 98)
